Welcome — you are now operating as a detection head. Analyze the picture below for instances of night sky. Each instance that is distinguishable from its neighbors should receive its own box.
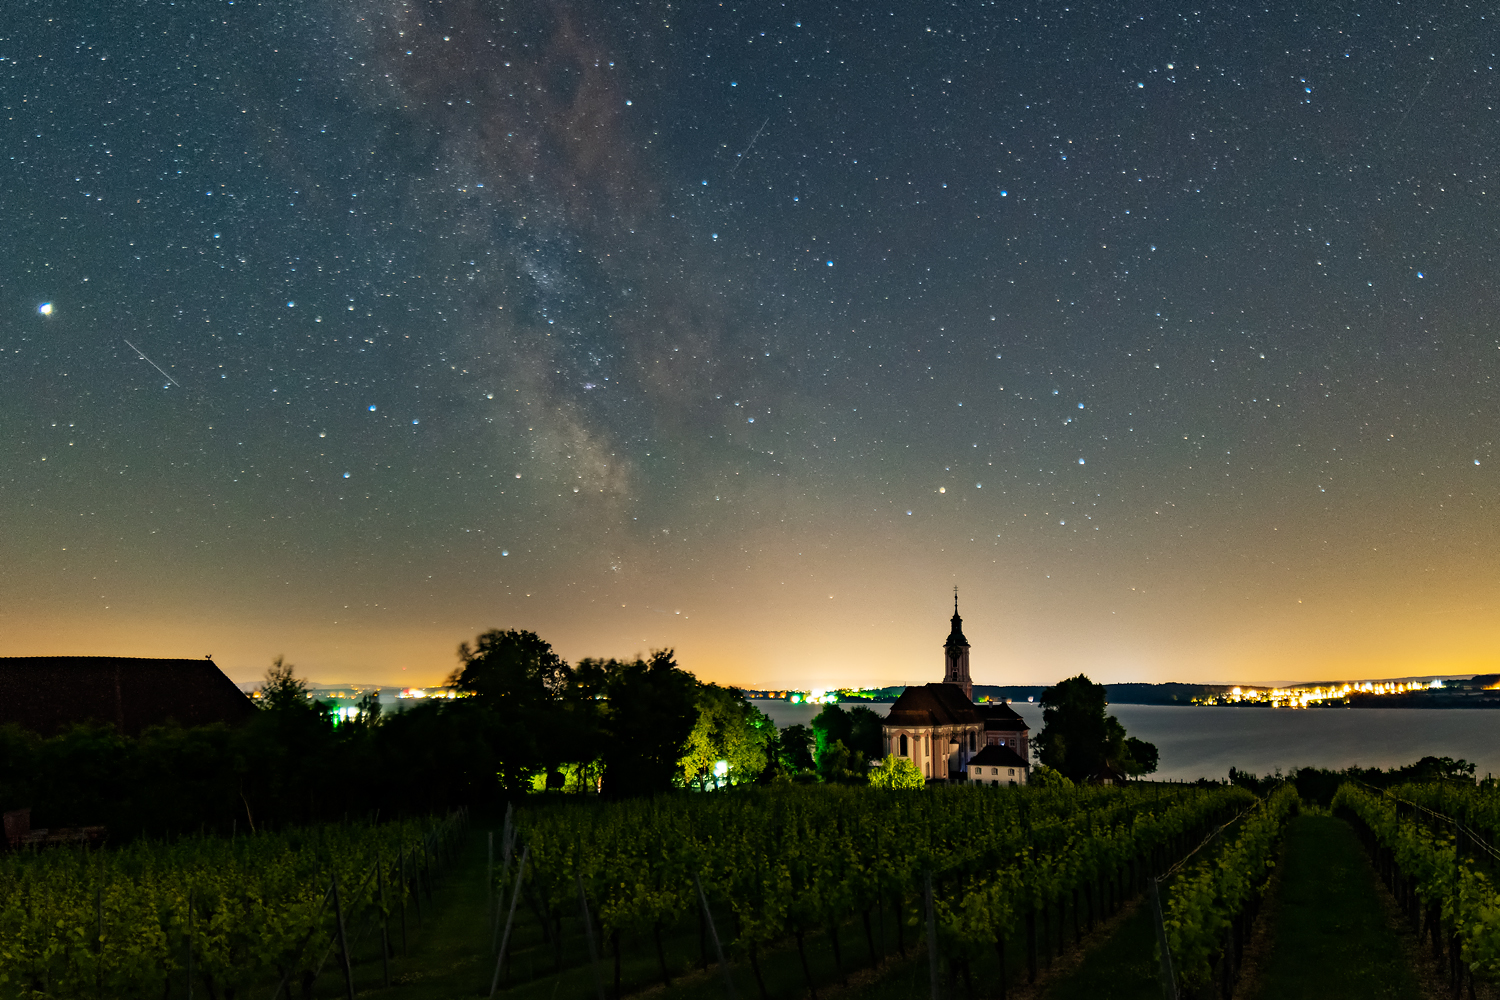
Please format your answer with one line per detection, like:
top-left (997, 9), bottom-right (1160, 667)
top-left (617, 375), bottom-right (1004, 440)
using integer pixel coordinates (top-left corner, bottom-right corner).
top-left (3, 1), bottom-right (1497, 689)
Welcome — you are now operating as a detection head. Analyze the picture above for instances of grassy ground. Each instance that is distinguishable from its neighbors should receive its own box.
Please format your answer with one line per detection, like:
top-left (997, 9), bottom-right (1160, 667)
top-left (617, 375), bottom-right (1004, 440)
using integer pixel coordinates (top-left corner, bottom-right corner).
top-left (1246, 814), bottom-right (1422, 1000)
top-left (1038, 904), bottom-right (1163, 1000)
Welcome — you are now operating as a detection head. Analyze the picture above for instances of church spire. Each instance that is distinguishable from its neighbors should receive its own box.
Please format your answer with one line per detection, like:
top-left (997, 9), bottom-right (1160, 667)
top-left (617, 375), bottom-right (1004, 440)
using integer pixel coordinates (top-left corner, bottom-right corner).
top-left (942, 589), bottom-right (972, 700)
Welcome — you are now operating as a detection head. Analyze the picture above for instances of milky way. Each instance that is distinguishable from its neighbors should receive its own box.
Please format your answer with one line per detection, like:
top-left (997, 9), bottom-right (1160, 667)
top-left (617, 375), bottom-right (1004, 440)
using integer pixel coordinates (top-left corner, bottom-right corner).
top-left (2, 1), bottom-right (1496, 687)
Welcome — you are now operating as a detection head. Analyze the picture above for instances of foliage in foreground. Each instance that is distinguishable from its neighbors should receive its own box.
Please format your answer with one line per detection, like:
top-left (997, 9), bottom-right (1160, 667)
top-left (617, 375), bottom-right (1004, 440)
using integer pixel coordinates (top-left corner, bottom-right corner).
top-left (1163, 783), bottom-right (1300, 990)
top-left (0, 816), bottom-right (459, 1000)
top-left (509, 781), bottom-right (1252, 986)
top-left (1335, 782), bottom-right (1500, 981)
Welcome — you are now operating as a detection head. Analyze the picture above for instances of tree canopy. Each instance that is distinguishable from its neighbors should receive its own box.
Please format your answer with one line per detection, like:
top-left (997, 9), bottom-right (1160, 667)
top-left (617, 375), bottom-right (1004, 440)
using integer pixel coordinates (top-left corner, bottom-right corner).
top-left (678, 684), bottom-right (773, 789)
top-left (1034, 674), bottom-right (1158, 781)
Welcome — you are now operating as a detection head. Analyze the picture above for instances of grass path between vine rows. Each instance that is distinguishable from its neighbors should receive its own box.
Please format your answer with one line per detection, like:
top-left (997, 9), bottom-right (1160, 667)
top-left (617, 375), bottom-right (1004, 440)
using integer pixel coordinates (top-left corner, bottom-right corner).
top-left (1244, 814), bottom-right (1423, 1000)
top-left (1039, 813), bottom-right (1431, 1000)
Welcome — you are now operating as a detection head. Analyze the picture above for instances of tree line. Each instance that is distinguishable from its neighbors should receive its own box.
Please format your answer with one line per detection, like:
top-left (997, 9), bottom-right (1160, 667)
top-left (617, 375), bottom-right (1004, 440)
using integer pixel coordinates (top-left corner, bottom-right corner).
top-left (0, 635), bottom-right (1168, 842)
top-left (0, 630), bottom-right (889, 838)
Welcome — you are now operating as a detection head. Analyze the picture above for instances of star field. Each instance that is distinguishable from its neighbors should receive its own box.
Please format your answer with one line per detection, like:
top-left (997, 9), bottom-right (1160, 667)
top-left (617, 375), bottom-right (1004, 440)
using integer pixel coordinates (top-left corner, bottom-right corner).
top-left (1, 0), bottom-right (1496, 687)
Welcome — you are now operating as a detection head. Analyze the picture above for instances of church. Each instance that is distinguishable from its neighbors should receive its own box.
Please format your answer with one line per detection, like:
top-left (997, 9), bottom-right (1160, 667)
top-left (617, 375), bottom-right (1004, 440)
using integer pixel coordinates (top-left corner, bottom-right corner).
top-left (881, 597), bottom-right (1032, 785)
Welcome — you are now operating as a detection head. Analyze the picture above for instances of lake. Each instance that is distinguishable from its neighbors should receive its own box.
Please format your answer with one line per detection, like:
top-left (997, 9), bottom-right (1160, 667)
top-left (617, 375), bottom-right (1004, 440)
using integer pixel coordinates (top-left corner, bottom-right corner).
top-left (750, 700), bottom-right (1500, 781)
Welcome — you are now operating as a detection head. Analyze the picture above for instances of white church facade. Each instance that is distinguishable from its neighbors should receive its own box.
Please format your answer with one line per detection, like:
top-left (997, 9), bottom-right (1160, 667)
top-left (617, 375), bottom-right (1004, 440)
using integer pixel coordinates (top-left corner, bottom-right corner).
top-left (881, 597), bottom-right (1032, 785)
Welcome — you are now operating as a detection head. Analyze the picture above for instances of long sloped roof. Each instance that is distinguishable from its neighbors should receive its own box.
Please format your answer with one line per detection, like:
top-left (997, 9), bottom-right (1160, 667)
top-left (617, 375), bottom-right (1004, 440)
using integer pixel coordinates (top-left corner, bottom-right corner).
top-left (884, 683), bottom-right (982, 727)
top-left (977, 701), bottom-right (1030, 731)
top-left (968, 744), bottom-right (1029, 769)
top-left (0, 656), bottom-right (256, 736)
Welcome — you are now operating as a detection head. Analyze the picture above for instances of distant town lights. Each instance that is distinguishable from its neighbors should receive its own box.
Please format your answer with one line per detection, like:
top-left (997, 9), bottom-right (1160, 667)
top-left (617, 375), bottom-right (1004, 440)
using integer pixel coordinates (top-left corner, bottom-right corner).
top-left (1214, 678), bottom-right (1444, 708)
top-left (396, 687), bottom-right (460, 700)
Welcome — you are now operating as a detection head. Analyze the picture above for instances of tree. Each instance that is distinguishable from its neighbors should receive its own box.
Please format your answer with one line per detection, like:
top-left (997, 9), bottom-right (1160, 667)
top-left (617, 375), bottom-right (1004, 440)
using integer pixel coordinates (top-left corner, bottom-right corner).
top-left (846, 706), bottom-right (885, 761)
top-left (1397, 755), bottom-right (1477, 783)
top-left (678, 684), bottom-right (772, 789)
top-left (868, 755), bottom-right (924, 789)
top-left (1122, 736), bottom-right (1159, 776)
top-left (448, 629), bottom-right (582, 793)
top-left (776, 723), bottom-right (817, 774)
top-left (601, 650), bottom-right (700, 798)
top-left (1034, 674), bottom-right (1129, 782)
top-left (258, 655), bottom-right (314, 713)
top-left (1030, 764), bottom-right (1074, 789)
top-left (810, 703), bottom-right (852, 764)
top-left (449, 629), bottom-right (570, 706)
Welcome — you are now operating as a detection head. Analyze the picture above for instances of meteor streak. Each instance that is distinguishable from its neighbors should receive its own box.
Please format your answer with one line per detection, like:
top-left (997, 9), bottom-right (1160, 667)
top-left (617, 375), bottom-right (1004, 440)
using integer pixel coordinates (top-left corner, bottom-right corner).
top-left (728, 117), bottom-right (770, 178)
top-left (123, 339), bottom-right (181, 388)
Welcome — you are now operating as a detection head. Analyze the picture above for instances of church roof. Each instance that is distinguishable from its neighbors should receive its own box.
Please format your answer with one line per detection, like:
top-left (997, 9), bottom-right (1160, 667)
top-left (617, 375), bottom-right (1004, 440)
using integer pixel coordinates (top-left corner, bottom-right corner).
top-left (0, 656), bottom-right (257, 736)
top-left (968, 744), bottom-right (1029, 769)
top-left (885, 683), bottom-right (982, 728)
top-left (977, 701), bottom-right (1030, 731)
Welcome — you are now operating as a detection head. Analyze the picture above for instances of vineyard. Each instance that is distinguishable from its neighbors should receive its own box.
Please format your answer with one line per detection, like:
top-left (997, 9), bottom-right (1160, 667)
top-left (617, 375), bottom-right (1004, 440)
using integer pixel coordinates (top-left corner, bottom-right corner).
top-left (0, 813), bottom-right (465, 1000)
top-left (1161, 784), bottom-right (1299, 996)
top-left (491, 782), bottom-right (1254, 1000)
top-left (0, 783), bottom-right (1257, 1000)
top-left (1334, 781), bottom-right (1500, 994)
top-left (12, 779), bottom-right (1488, 1000)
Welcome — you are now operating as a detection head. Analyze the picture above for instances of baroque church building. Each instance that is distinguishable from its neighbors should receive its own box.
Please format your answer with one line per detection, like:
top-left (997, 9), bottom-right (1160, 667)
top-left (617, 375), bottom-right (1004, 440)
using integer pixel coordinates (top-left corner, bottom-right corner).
top-left (881, 598), bottom-right (1032, 785)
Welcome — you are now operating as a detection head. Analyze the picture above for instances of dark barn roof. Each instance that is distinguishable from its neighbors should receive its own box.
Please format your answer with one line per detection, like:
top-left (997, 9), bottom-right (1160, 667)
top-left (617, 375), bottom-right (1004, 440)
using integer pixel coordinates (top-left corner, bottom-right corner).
top-left (0, 657), bottom-right (256, 736)
top-left (884, 683), bottom-right (982, 728)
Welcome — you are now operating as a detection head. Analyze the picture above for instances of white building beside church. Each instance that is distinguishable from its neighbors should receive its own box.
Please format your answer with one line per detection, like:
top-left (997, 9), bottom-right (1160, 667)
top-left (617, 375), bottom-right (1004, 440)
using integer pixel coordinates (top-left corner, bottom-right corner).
top-left (881, 597), bottom-right (1032, 785)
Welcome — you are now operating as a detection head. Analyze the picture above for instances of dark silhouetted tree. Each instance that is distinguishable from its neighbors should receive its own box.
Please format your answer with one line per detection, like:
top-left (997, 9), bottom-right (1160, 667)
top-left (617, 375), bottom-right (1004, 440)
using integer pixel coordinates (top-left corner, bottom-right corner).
top-left (1035, 674), bottom-right (1130, 782)
top-left (601, 650), bottom-right (699, 798)
top-left (776, 723), bottom-right (817, 773)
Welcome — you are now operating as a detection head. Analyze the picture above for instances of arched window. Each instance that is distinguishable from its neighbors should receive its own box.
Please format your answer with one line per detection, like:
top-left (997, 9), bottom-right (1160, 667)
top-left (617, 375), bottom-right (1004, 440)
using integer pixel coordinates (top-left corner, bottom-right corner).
top-left (899, 733), bottom-right (909, 756)
top-left (969, 730), bottom-right (976, 751)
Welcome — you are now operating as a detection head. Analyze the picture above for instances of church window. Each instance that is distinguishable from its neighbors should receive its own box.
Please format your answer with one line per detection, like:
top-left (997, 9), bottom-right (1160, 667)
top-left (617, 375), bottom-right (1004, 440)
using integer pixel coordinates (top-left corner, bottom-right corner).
top-left (968, 731), bottom-right (976, 751)
top-left (899, 734), bottom-right (909, 756)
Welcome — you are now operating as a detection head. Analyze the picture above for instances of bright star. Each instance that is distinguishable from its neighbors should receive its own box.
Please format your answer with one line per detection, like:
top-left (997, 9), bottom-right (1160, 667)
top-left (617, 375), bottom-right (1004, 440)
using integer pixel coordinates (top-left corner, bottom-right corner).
top-left (37, 302), bottom-right (53, 316)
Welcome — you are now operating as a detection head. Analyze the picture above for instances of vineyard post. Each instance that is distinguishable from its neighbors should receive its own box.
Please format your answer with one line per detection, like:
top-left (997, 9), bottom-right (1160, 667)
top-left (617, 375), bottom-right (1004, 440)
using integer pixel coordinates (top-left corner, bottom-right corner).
top-left (694, 872), bottom-right (737, 1000)
top-left (924, 872), bottom-right (939, 1000)
top-left (96, 882), bottom-right (103, 1000)
top-left (1147, 876), bottom-right (1177, 1000)
top-left (186, 890), bottom-right (194, 1000)
top-left (578, 875), bottom-right (607, 1000)
top-left (1025, 906), bottom-right (1037, 984)
top-left (487, 844), bottom-right (529, 999)
top-left (413, 845), bottom-right (424, 924)
top-left (331, 872), bottom-right (356, 1000)
top-left (377, 853), bottom-right (392, 988)
top-left (398, 848), bottom-right (409, 956)
top-left (490, 834), bottom-right (517, 955)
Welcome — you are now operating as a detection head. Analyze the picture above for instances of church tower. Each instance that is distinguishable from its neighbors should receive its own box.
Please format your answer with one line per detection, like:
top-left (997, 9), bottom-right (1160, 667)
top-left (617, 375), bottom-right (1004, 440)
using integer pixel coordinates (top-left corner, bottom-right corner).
top-left (943, 589), bottom-right (973, 700)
